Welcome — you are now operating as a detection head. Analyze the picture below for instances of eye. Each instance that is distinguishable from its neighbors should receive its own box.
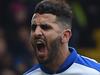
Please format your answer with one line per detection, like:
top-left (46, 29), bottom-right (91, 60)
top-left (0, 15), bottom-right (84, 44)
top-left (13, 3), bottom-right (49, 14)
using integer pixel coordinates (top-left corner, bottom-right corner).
top-left (31, 24), bottom-right (37, 31)
top-left (40, 24), bottom-right (52, 30)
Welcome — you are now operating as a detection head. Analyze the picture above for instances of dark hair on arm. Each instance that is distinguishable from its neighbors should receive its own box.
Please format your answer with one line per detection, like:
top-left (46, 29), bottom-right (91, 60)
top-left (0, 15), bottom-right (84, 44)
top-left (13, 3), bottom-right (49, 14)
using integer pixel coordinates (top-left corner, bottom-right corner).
top-left (34, 0), bottom-right (73, 29)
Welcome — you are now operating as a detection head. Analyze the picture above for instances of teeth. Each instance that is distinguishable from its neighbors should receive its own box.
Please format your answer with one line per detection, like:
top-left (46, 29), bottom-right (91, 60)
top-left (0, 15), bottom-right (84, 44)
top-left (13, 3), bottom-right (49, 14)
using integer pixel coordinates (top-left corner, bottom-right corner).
top-left (36, 41), bottom-right (43, 44)
top-left (36, 40), bottom-right (45, 48)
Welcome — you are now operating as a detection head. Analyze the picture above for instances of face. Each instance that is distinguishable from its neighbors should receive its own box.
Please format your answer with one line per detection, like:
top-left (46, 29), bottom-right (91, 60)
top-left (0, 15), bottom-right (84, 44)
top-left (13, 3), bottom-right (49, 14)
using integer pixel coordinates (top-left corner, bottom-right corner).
top-left (31, 13), bottom-right (66, 64)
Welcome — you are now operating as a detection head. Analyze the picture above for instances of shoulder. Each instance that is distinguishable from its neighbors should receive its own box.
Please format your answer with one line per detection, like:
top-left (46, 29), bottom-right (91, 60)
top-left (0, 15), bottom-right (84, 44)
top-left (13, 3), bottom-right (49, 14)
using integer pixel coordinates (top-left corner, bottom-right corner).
top-left (75, 54), bottom-right (100, 72)
top-left (23, 64), bottom-right (40, 75)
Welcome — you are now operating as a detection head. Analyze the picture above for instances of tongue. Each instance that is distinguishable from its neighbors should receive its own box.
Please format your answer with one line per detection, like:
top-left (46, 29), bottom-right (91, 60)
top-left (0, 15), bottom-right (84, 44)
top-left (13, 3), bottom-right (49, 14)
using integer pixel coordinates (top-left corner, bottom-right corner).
top-left (38, 46), bottom-right (45, 52)
top-left (35, 40), bottom-right (48, 56)
top-left (37, 46), bottom-right (48, 58)
top-left (36, 42), bottom-right (46, 52)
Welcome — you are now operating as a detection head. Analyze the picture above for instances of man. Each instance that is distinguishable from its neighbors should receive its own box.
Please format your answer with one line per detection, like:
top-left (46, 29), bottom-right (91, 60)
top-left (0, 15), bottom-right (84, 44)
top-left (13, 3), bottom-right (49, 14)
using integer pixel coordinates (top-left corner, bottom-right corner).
top-left (24, 0), bottom-right (100, 75)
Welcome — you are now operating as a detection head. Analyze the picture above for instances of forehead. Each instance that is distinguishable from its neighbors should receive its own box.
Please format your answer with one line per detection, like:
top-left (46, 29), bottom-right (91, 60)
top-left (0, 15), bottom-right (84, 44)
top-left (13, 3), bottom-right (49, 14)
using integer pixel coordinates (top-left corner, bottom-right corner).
top-left (31, 13), bottom-right (57, 24)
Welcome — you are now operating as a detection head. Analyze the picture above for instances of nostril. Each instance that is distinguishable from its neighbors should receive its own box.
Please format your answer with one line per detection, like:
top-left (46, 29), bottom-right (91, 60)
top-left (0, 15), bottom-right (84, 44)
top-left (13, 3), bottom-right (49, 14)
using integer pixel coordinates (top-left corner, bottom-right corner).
top-left (35, 31), bottom-right (43, 36)
top-left (36, 35), bottom-right (42, 39)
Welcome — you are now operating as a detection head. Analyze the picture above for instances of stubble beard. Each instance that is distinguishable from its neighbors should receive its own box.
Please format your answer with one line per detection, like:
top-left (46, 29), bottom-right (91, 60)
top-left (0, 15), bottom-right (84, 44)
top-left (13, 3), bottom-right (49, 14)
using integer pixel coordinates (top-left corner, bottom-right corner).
top-left (43, 36), bottom-right (61, 65)
top-left (32, 35), bottom-right (61, 65)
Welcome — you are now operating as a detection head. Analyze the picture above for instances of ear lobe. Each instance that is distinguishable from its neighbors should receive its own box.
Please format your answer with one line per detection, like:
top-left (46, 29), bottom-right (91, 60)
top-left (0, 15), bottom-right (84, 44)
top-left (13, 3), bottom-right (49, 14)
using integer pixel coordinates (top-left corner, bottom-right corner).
top-left (61, 29), bottom-right (72, 43)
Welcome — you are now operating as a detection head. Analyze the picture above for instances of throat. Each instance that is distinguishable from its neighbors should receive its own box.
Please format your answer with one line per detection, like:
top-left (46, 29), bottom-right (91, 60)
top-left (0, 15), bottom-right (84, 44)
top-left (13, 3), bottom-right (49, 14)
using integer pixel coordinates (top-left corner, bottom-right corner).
top-left (44, 61), bottom-right (60, 72)
top-left (42, 49), bottom-right (70, 73)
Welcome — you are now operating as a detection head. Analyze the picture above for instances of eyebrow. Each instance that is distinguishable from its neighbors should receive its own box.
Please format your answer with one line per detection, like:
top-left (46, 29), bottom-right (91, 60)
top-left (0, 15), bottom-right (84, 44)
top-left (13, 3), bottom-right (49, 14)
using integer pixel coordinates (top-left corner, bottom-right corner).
top-left (31, 23), bottom-right (52, 27)
top-left (31, 23), bottom-right (53, 30)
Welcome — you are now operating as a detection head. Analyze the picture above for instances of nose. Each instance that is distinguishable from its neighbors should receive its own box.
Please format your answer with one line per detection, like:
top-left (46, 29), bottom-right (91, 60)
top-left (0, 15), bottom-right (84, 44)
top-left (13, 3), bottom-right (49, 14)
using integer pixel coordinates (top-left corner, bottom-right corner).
top-left (34, 26), bottom-right (43, 36)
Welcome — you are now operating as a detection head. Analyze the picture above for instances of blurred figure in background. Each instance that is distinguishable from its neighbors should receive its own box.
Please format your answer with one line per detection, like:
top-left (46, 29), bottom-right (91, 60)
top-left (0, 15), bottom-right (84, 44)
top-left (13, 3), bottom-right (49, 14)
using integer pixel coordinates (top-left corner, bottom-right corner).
top-left (0, 27), bottom-right (7, 61)
top-left (0, 26), bottom-right (19, 75)
top-left (8, 1), bottom-right (38, 74)
top-left (0, 67), bottom-right (20, 75)
top-left (78, 27), bottom-right (100, 62)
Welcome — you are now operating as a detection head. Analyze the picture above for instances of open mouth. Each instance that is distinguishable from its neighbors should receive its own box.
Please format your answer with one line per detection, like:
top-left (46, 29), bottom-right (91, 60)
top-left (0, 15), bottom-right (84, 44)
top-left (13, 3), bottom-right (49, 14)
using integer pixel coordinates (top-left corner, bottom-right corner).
top-left (35, 39), bottom-right (48, 56)
top-left (36, 39), bottom-right (46, 50)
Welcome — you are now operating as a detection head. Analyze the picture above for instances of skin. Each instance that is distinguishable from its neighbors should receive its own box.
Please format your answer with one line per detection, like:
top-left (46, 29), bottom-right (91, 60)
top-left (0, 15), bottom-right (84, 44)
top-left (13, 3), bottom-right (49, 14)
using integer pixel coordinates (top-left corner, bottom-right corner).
top-left (31, 13), bottom-right (72, 72)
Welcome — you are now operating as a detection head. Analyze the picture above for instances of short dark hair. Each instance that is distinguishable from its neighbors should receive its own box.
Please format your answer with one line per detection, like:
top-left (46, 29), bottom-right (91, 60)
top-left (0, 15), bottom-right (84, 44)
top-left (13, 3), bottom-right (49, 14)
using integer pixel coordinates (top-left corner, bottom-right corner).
top-left (34, 0), bottom-right (72, 29)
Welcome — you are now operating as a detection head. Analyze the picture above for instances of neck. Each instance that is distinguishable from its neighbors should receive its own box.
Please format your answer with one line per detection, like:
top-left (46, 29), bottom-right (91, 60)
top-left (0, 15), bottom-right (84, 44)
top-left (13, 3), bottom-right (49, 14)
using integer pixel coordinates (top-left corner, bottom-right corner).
top-left (43, 45), bottom-right (70, 73)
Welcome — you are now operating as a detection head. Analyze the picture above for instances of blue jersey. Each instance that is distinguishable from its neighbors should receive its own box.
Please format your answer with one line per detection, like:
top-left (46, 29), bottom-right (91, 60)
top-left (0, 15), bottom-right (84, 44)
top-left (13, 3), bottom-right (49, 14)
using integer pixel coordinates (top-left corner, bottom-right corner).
top-left (24, 47), bottom-right (100, 75)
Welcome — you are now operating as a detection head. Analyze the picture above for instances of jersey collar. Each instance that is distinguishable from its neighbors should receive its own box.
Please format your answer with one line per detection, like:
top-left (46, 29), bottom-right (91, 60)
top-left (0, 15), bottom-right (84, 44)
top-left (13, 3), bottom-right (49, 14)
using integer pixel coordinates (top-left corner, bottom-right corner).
top-left (40, 47), bottom-right (78, 74)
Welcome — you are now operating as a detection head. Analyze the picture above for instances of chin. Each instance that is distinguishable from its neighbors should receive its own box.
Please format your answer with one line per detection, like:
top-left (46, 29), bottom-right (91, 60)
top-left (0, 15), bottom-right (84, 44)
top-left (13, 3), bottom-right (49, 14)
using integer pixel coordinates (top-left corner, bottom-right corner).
top-left (38, 59), bottom-right (47, 64)
top-left (37, 56), bottom-right (48, 64)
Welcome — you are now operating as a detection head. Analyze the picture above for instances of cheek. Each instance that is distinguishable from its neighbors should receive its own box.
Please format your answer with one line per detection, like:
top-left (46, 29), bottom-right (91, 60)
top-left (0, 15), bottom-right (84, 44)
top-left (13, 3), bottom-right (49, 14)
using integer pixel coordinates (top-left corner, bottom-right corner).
top-left (31, 31), bottom-right (35, 38)
top-left (45, 31), bottom-right (59, 44)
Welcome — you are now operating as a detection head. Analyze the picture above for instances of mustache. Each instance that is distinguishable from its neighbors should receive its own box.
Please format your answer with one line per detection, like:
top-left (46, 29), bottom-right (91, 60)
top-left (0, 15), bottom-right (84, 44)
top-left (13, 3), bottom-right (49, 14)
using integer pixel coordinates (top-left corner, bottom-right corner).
top-left (32, 35), bottom-right (47, 47)
top-left (34, 36), bottom-right (46, 43)
top-left (34, 35), bottom-right (45, 40)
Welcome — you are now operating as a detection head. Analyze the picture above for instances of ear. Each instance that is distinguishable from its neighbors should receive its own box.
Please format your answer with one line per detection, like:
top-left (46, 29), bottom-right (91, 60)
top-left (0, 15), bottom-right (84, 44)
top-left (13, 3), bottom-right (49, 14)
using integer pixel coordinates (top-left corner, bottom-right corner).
top-left (61, 29), bottom-right (72, 43)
